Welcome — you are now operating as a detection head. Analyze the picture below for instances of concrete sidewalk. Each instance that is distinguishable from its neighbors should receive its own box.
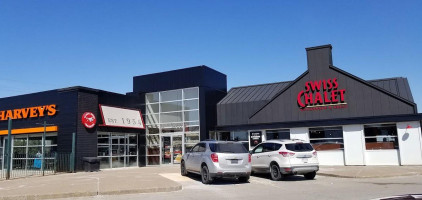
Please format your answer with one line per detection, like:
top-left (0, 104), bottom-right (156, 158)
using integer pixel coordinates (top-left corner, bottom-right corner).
top-left (318, 165), bottom-right (422, 178)
top-left (0, 166), bottom-right (181, 200)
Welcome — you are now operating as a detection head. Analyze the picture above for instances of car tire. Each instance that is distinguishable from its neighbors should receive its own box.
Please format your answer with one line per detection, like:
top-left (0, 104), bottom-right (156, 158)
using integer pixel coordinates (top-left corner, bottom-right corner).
top-left (181, 161), bottom-right (188, 176)
top-left (270, 164), bottom-right (283, 181)
top-left (304, 171), bottom-right (316, 180)
top-left (201, 165), bottom-right (213, 184)
top-left (238, 176), bottom-right (250, 183)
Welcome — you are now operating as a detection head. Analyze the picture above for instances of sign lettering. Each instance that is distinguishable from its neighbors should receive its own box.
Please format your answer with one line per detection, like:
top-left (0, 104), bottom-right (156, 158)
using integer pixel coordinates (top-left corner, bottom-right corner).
top-left (297, 78), bottom-right (347, 111)
top-left (0, 104), bottom-right (57, 121)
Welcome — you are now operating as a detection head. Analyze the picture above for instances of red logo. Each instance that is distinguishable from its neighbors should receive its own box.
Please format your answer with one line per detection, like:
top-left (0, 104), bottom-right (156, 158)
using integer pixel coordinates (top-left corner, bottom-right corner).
top-left (82, 112), bottom-right (96, 128)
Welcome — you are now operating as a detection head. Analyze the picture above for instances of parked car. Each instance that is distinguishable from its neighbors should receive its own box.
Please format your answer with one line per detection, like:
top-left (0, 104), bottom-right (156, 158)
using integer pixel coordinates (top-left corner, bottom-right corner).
top-left (181, 140), bottom-right (251, 184)
top-left (250, 139), bottom-right (319, 181)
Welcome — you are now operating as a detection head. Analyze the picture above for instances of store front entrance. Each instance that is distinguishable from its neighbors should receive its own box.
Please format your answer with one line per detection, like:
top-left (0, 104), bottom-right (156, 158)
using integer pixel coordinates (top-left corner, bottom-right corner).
top-left (161, 135), bottom-right (183, 165)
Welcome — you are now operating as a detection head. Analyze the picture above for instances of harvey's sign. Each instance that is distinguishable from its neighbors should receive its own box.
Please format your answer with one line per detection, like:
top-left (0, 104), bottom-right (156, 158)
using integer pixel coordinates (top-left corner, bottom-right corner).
top-left (297, 78), bottom-right (347, 111)
top-left (0, 104), bottom-right (57, 121)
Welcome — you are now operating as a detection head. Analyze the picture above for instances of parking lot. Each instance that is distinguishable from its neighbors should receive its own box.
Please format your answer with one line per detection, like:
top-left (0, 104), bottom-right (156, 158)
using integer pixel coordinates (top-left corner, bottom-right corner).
top-left (65, 167), bottom-right (422, 200)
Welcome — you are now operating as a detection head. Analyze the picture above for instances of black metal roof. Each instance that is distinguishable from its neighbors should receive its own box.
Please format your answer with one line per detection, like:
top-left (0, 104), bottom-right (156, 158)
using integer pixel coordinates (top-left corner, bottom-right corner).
top-left (219, 77), bottom-right (414, 105)
top-left (218, 81), bottom-right (292, 105)
top-left (368, 77), bottom-right (414, 102)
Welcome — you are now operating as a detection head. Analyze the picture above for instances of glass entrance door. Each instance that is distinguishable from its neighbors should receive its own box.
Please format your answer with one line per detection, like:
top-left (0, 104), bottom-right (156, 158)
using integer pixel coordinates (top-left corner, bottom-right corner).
top-left (161, 135), bottom-right (183, 165)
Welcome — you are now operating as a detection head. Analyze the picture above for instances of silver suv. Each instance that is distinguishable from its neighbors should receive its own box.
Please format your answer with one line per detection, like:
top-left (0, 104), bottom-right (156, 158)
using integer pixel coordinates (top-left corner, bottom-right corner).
top-left (250, 139), bottom-right (319, 181)
top-left (181, 141), bottom-right (251, 184)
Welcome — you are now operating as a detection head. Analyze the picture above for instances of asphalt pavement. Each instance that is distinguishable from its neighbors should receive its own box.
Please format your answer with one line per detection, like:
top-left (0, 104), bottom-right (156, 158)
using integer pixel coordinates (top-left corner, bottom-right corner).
top-left (0, 165), bottom-right (421, 200)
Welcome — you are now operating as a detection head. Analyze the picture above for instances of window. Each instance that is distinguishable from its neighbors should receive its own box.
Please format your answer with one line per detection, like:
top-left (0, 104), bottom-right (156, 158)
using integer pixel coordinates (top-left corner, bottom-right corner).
top-left (191, 144), bottom-right (200, 152)
top-left (198, 143), bottom-right (206, 152)
top-left (285, 143), bottom-right (314, 152)
top-left (97, 132), bottom-right (138, 169)
top-left (266, 129), bottom-right (290, 140)
top-left (145, 87), bottom-right (200, 165)
top-left (161, 90), bottom-right (182, 102)
top-left (146, 92), bottom-right (159, 104)
top-left (364, 124), bottom-right (398, 150)
top-left (183, 88), bottom-right (199, 99)
top-left (252, 144), bottom-right (263, 154)
top-left (209, 143), bottom-right (248, 153)
top-left (309, 127), bottom-right (343, 151)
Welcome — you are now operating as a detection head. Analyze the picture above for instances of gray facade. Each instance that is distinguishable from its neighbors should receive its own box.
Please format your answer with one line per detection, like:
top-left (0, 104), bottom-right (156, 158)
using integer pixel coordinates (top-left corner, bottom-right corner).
top-left (217, 45), bottom-right (419, 129)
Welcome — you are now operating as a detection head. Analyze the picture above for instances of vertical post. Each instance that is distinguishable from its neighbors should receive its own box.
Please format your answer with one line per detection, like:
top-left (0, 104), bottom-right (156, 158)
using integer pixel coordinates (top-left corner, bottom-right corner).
top-left (6, 119), bottom-right (12, 180)
top-left (70, 132), bottom-right (76, 173)
top-left (42, 121), bottom-right (46, 176)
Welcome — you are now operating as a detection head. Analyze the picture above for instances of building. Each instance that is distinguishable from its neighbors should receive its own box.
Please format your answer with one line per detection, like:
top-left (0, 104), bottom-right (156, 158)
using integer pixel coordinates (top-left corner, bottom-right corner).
top-left (0, 67), bottom-right (226, 170)
top-left (0, 44), bottom-right (421, 171)
top-left (214, 44), bottom-right (422, 166)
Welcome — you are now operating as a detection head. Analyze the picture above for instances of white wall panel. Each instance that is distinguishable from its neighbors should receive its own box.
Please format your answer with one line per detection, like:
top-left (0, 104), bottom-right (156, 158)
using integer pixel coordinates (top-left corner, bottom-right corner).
top-left (290, 127), bottom-right (309, 142)
top-left (397, 121), bottom-right (422, 165)
top-left (343, 125), bottom-right (365, 165)
top-left (365, 150), bottom-right (399, 165)
top-left (317, 150), bottom-right (345, 165)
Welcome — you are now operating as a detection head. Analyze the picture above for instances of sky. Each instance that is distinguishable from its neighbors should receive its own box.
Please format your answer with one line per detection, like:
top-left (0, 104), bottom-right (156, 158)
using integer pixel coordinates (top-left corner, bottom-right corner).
top-left (0, 1), bottom-right (421, 109)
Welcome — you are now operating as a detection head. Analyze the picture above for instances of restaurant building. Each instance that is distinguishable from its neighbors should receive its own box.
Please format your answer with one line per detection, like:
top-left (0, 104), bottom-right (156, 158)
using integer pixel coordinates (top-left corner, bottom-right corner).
top-left (214, 44), bottom-right (422, 166)
top-left (0, 44), bottom-right (421, 170)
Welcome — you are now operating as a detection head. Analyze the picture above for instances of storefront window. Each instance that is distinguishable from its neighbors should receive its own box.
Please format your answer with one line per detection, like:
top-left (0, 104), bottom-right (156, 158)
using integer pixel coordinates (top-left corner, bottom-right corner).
top-left (309, 127), bottom-right (343, 151)
top-left (364, 124), bottom-right (398, 150)
top-left (10, 133), bottom-right (57, 171)
top-left (266, 129), bottom-right (290, 140)
top-left (145, 87), bottom-right (200, 165)
top-left (97, 132), bottom-right (138, 169)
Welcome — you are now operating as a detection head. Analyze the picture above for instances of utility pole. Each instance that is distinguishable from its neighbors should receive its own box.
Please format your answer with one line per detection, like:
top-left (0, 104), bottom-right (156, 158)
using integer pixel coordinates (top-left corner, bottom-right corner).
top-left (5, 119), bottom-right (12, 180)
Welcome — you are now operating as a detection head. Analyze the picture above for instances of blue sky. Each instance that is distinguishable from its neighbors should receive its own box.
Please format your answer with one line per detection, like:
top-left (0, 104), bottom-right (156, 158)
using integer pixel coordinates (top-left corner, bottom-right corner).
top-left (0, 1), bottom-right (421, 109)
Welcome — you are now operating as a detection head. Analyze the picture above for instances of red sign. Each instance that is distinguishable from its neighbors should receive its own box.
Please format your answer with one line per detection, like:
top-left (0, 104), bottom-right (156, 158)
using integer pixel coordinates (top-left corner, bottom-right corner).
top-left (297, 78), bottom-right (347, 111)
top-left (82, 112), bottom-right (96, 129)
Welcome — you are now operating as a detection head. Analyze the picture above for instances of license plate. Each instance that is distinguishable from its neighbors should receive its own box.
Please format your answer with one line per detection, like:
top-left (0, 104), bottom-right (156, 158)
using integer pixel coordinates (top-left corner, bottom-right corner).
top-left (302, 158), bottom-right (308, 163)
top-left (231, 160), bottom-right (238, 164)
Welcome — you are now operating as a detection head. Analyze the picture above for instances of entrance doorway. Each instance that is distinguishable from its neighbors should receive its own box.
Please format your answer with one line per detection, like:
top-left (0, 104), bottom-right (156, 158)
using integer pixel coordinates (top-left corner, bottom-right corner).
top-left (161, 135), bottom-right (183, 165)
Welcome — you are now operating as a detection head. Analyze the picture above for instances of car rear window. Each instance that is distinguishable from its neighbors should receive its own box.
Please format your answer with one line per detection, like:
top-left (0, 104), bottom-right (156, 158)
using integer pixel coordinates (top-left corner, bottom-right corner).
top-left (209, 143), bottom-right (248, 153)
top-left (285, 143), bottom-right (314, 152)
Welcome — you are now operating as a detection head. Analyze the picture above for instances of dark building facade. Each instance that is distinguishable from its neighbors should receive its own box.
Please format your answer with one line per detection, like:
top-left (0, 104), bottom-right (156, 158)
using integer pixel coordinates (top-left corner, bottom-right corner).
top-left (0, 66), bottom-right (226, 170)
top-left (215, 45), bottom-right (422, 166)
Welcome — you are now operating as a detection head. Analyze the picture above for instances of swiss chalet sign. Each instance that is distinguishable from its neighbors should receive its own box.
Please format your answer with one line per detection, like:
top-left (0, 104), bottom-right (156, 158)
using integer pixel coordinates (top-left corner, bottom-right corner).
top-left (297, 78), bottom-right (347, 111)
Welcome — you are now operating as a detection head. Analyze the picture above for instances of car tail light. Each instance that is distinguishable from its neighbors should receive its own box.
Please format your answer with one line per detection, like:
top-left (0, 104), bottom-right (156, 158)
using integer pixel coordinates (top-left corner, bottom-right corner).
top-left (279, 152), bottom-right (295, 157)
top-left (211, 153), bottom-right (219, 163)
top-left (313, 151), bottom-right (318, 157)
top-left (248, 154), bottom-right (251, 163)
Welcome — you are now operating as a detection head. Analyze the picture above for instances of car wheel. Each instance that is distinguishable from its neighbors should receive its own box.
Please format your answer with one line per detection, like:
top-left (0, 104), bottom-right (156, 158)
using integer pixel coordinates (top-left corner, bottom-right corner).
top-left (270, 164), bottom-right (283, 181)
top-left (304, 171), bottom-right (316, 180)
top-left (181, 161), bottom-right (188, 176)
top-left (201, 165), bottom-right (213, 184)
top-left (238, 176), bottom-right (250, 183)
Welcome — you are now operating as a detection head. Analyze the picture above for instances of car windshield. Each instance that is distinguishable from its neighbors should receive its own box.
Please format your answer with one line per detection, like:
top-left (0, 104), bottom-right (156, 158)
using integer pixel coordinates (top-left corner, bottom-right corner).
top-left (209, 143), bottom-right (248, 153)
top-left (285, 143), bottom-right (314, 152)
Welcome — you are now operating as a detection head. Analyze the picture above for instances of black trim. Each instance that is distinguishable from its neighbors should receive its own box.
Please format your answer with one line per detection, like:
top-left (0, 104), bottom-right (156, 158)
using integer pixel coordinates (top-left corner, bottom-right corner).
top-left (217, 114), bottom-right (422, 131)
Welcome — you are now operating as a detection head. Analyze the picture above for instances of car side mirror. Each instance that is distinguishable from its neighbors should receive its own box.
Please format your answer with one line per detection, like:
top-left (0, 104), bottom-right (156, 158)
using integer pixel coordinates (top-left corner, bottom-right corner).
top-left (249, 150), bottom-right (252, 154)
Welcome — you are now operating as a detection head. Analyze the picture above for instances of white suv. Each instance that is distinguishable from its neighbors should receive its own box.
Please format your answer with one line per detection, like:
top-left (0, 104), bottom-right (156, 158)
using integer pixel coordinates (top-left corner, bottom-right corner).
top-left (250, 139), bottom-right (319, 181)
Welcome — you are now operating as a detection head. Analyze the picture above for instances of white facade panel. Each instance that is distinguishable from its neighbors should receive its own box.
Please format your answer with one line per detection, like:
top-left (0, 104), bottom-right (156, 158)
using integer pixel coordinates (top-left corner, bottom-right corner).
top-left (343, 125), bottom-right (365, 165)
top-left (290, 127), bottom-right (309, 142)
top-left (397, 121), bottom-right (422, 165)
top-left (317, 150), bottom-right (345, 165)
top-left (365, 150), bottom-right (399, 165)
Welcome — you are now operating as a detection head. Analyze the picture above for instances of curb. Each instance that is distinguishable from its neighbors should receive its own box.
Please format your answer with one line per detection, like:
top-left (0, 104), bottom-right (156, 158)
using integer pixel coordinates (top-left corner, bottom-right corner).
top-left (0, 185), bottom-right (182, 200)
top-left (317, 172), bottom-right (422, 179)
